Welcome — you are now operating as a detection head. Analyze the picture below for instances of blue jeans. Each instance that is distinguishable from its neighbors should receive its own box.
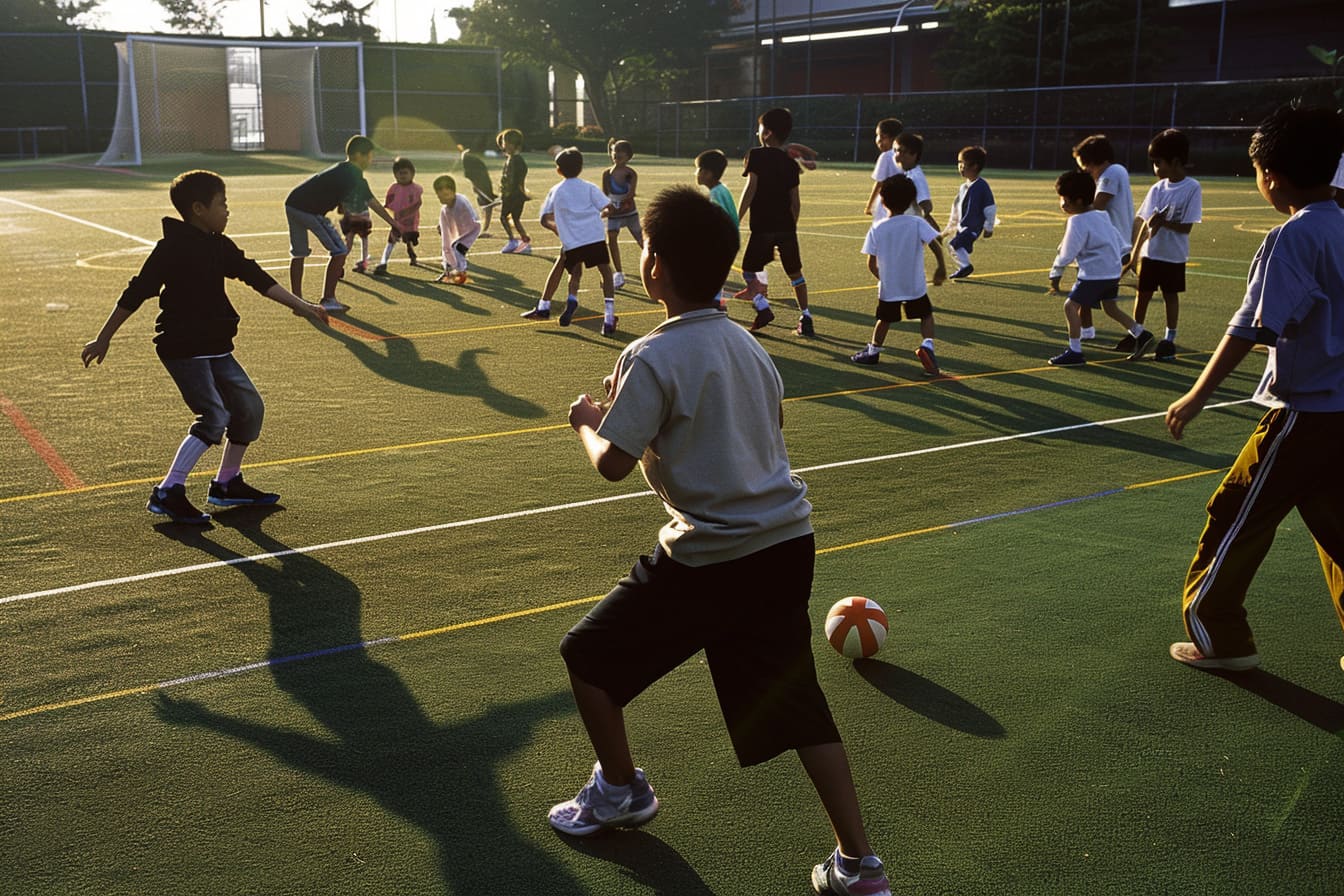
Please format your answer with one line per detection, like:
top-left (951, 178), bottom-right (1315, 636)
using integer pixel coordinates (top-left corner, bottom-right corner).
top-left (161, 354), bottom-right (263, 446)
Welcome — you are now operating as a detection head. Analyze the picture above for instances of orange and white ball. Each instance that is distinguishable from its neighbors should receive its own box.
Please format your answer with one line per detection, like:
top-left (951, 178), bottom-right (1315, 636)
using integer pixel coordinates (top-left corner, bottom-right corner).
top-left (824, 596), bottom-right (888, 659)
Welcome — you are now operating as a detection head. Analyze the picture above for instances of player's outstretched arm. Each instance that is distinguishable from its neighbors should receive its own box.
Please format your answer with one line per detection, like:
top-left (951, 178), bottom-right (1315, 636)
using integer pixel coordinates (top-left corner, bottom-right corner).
top-left (265, 284), bottom-right (329, 325)
top-left (81, 305), bottom-right (135, 367)
top-left (1166, 334), bottom-right (1255, 440)
top-left (569, 393), bottom-right (638, 482)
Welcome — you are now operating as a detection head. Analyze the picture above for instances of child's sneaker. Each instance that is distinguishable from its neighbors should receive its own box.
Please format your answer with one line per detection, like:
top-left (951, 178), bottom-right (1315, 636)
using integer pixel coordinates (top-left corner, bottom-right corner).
top-left (353, 260), bottom-right (367, 274)
top-left (915, 345), bottom-right (940, 376)
top-left (602, 316), bottom-right (619, 336)
top-left (1047, 349), bottom-right (1087, 367)
top-left (516, 239), bottom-right (532, 255)
top-left (949, 264), bottom-right (974, 280)
top-left (1169, 641), bottom-right (1260, 671)
top-left (811, 848), bottom-right (892, 896)
top-left (501, 239), bottom-right (521, 254)
top-left (850, 348), bottom-right (880, 366)
top-left (451, 271), bottom-right (470, 285)
top-left (548, 762), bottom-right (660, 837)
top-left (372, 263), bottom-right (388, 276)
top-left (1127, 329), bottom-right (1156, 360)
top-left (795, 315), bottom-right (815, 337)
top-left (613, 272), bottom-right (626, 289)
top-left (319, 297), bottom-right (350, 313)
top-left (520, 306), bottom-right (550, 320)
top-left (559, 298), bottom-right (579, 326)
top-left (207, 473), bottom-right (280, 507)
top-left (749, 307), bottom-right (775, 333)
top-left (146, 484), bottom-right (211, 524)
top-left (407, 248), bottom-right (418, 266)
top-left (1111, 333), bottom-right (1137, 353)
top-left (1154, 339), bottom-right (1177, 362)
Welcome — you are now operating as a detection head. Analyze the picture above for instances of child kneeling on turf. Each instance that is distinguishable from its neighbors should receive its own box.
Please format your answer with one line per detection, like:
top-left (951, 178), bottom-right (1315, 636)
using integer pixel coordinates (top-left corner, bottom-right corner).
top-left (81, 169), bottom-right (329, 524)
top-left (852, 174), bottom-right (947, 375)
top-left (554, 184), bottom-right (893, 896)
top-left (431, 174), bottom-right (481, 285)
top-left (1045, 170), bottom-right (1154, 366)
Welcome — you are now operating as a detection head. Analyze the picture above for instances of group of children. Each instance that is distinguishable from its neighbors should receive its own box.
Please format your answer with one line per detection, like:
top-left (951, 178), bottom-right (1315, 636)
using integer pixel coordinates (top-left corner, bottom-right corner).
top-left (80, 104), bottom-right (1344, 896)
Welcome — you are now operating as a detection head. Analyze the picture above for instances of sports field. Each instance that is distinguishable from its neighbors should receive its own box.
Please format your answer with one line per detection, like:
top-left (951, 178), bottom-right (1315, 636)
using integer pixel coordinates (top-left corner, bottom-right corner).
top-left (1, 151), bottom-right (1340, 895)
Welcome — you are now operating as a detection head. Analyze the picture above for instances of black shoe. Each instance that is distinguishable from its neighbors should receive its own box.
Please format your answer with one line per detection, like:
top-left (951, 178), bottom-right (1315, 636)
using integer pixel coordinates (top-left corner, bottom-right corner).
top-left (749, 307), bottom-right (775, 333)
top-left (207, 474), bottom-right (280, 507)
top-left (1127, 329), bottom-right (1156, 360)
top-left (521, 306), bottom-right (550, 320)
top-left (1112, 333), bottom-right (1136, 352)
top-left (1154, 339), bottom-right (1177, 362)
top-left (147, 483), bottom-right (211, 524)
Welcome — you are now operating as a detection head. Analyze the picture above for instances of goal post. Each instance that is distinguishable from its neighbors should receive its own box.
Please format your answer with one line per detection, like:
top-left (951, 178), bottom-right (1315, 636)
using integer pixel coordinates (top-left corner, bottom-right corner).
top-left (98, 35), bottom-right (365, 166)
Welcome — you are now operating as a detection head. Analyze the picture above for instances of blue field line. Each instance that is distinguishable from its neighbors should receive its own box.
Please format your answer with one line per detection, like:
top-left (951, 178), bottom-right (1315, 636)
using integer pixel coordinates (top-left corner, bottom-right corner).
top-left (948, 488), bottom-right (1126, 528)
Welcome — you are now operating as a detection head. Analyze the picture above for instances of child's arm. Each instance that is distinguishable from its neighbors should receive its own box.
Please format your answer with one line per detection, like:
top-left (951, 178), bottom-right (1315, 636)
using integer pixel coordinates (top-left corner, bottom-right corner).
top-left (367, 195), bottom-right (401, 233)
top-left (81, 305), bottom-right (135, 366)
top-left (738, 172), bottom-right (758, 219)
top-left (1166, 333), bottom-right (1256, 440)
top-left (541, 212), bottom-right (558, 233)
top-left (569, 394), bottom-right (639, 482)
top-left (789, 185), bottom-right (800, 225)
top-left (867, 254), bottom-right (880, 280)
top-left (927, 237), bottom-right (947, 286)
top-left (919, 200), bottom-right (939, 234)
top-left (1125, 216), bottom-right (1151, 274)
top-left (864, 182), bottom-right (881, 217)
top-left (625, 168), bottom-right (638, 209)
top-left (265, 283), bottom-right (329, 325)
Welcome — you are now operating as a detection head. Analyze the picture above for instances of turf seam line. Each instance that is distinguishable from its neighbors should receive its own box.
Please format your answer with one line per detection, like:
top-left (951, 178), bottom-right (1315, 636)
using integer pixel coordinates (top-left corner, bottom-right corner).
top-left (0, 195), bottom-right (156, 245)
top-left (0, 393), bottom-right (85, 489)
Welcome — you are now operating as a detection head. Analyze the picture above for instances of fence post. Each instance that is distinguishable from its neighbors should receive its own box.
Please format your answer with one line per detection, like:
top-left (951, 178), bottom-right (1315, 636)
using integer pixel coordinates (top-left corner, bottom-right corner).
top-left (853, 94), bottom-right (862, 162)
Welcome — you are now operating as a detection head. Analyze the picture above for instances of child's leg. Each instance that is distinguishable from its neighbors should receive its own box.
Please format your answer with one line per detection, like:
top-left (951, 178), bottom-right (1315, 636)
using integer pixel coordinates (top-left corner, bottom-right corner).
top-left (787, 268), bottom-right (809, 313)
top-left (1163, 289), bottom-right (1180, 334)
top-left (539, 252), bottom-right (568, 306)
top-left (599, 263), bottom-right (616, 326)
top-left (323, 253), bottom-right (346, 299)
top-left (216, 439), bottom-right (247, 483)
top-left (482, 205), bottom-right (494, 233)
top-left (920, 312), bottom-right (936, 344)
top-left (501, 210), bottom-right (516, 240)
top-left (1064, 298), bottom-right (1083, 341)
top-left (568, 265), bottom-right (583, 298)
top-left (1132, 289), bottom-right (1154, 326)
top-left (289, 258), bottom-right (305, 297)
top-left (1079, 306), bottom-right (1094, 337)
top-left (380, 236), bottom-right (396, 266)
top-left (798, 742), bottom-right (873, 860)
top-left (566, 671), bottom-right (637, 785)
top-left (514, 213), bottom-right (531, 243)
top-left (870, 320), bottom-right (891, 348)
top-left (607, 229), bottom-right (622, 274)
top-left (161, 433), bottom-right (212, 489)
top-left (360, 234), bottom-right (370, 264)
top-left (1101, 298), bottom-right (1141, 333)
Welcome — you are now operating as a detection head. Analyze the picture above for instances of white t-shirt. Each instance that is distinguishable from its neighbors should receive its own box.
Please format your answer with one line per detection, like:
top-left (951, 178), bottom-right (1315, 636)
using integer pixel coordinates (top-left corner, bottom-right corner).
top-left (862, 214), bottom-right (941, 302)
top-left (1332, 154), bottom-right (1344, 190)
top-left (1050, 209), bottom-right (1125, 281)
top-left (596, 308), bottom-right (813, 566)
top-left (1095, 162), bottom-right (1134, 244)
top-left (438, 195), bottom-right (480, 250)
top-left (1137, 177), bottom-right (1202, 263)
top-left (896, 163), bottom-right (932, 218)
top-left (539, 177), bottom-right (609, 250)
top-left (870, 149), bottom-right (898, 223)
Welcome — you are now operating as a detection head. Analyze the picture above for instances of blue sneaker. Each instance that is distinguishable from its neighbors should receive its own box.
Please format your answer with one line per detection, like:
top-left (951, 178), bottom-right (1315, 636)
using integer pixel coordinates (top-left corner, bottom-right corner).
top-left (559, 298), bottom-right (579, 326)
top-left (548, 762), bottom-right (659, 836)
top-left (207, 474), bottom-right (279, 507)
top-left (811, 848), bottom-right (892, 896)
top-left (147, 483), bottom-right (211, 524)
top-left (1047, 349), bottom-right (1087, 367)
top-left (949, 264), bottom-right (974, 280)
top-left (602, 316), bottom-right (619, 336)
top-left (915, 345), bottom-right (940, 377)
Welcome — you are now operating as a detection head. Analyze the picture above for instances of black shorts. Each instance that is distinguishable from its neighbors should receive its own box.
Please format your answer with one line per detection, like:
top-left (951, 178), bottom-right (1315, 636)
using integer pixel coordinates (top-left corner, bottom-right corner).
top-left (743, 231), bottom-right (802, 274)
top-left (876, 295), bottom-right (932, 322)
top-left (388, 229), bottom-right (420, 246)
top-left (559, 533), bottom-right (841, 767)
top-left (340, 216), bottom-right (372, 237)
top-left (563, 240), bottom-right (611, 269)
top-left (1138, 258), bottom-right (1186, 294)
top-left (470, 181), bottom-right (496, 204)
top-left (500, 194), bottom-right (527, 219)
top-left (1068, 278), bottom-right (1120, 309)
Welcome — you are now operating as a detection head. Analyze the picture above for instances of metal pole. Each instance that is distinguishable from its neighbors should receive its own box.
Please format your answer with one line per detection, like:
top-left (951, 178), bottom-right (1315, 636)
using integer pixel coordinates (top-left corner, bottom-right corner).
top-left (495, 48), bottom-right (503, 132)
top-left (1215, 0), bottom-right (1226, 79)
top-left (259, 0), bottom-right (265, 36)
top-left (77, 32), bottom-right (91, 152)
top-left (1029, 1), bottom-right (1043, 169)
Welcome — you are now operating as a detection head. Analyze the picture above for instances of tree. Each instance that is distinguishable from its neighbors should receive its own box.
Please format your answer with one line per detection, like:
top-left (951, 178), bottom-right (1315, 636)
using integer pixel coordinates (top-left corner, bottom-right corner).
top-left (288, 0), bottom-right (379, 41)
top-left (450, 0), bottom-right (736, 133)
top-left (156, 0), bottom-right (229, 34)
top-left (2, 0), bottom-right (99, 31)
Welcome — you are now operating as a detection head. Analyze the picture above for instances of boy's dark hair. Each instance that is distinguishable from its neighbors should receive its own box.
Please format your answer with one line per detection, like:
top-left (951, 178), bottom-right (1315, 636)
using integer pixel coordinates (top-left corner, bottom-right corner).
top-left (497, 128), bottom-right (524, 149)
top-left (695, 148), bottom-right (728, 180)
top-left (1248, 104), bottom-right (1344, 188)
top-left (1072, 134), bottom-right (1114, 166)
top-left (345, 135), bottom-right (375, 158)
top-left (759, 107), bottom-right (793, 142)
top-left (608, 137), bottom-right (634, 158)
top-left (555, 147), bottom-right (584, 177)
top-left (959, 145), bottom-right (988, 170)
top-left (169, 169), bottom-right (226, 218)
top-left (1148, 128), bottom-right (1190, 165)
top-left (878, 174), bottom-right (917, 214)
top-left (643, 185), bottom-right (740, 304)
top-left (1055, 169), bottom-right (1096, 205)
top-left (876, 117), bottom-right (904, 139)
top-left (895, 132), bottom-right (924, 162)
top-left (433, 174), bottom-right (456, 192)
top-left (392, 156), bottom-right (415, 174)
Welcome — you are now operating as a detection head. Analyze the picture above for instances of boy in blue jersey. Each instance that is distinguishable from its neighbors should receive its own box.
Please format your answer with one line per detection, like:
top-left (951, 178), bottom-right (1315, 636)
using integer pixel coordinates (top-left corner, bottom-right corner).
top-left (944, 145), bottom-right (996, 280)
top-left (1166, 105), bottom-right (1344, 673)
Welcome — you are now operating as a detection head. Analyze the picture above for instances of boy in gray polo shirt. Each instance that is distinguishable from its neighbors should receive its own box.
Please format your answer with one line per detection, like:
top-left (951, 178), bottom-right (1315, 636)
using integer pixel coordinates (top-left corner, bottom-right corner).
top-left (551, 185), bottom-right (893, 896)
top-left (1165, 105), bottom-right (1344, 673)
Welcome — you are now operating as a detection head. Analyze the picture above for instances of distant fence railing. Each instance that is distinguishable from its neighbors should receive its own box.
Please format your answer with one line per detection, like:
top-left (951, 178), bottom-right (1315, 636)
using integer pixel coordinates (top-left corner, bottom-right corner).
top-left (654, 78), bottom-right (1338, 173)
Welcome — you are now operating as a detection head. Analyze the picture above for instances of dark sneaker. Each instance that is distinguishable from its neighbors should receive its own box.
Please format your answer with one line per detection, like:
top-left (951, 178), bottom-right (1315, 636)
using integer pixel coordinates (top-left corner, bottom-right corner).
top-left (352, 260), bottom-right (368, 274)
top-left (372, 263), bottom-right (388, 276)
top-left (1112, 333), bottom-right (1137, 353)
top-left (559, 298), bottom-right (579, 326)
top-left (795, 315), bottom-right (815, 337)
top-left (949, 264), bottom-right (974, 280)
top-left (520, 306), bottom-right (550, 320)
top-left (407, 248), bottom-right (418, 265)
top-left (1169, 642), bottom-right (1260, 671)
top-left (1154, 339), bottom-right (1177, 362)
top-left (548, 762), bottom-right (660, 836)
top-left (851, 348), bottom-right (880, 366)
top-left (207, 473), bottom-right (280, 507)
top-left (811, 848), bottom-right (892, 896)
top-left (916, 345), bottom-right (940, 376)
top-left (749, 307), bottom-right (775, 333)
top-left (147, 484), bottom-right (211, 524)
top-left (1127, 329), bottom-right (1156, 360)
top-left (319, 297), bottom-right (350, 313)
top-left (1048, 349), bottom-right (1087, 367)
top-left (602, 316), bottom-right (619, 336)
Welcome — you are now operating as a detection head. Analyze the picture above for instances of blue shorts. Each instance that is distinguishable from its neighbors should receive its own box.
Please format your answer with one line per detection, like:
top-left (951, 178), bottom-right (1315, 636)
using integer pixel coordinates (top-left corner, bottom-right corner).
top-left (950, 229), bottom-right (980, 253)
top-left (1068, 278), bottom-right (1120, 309)
top-left (286, 206), bottom-right (347, 259)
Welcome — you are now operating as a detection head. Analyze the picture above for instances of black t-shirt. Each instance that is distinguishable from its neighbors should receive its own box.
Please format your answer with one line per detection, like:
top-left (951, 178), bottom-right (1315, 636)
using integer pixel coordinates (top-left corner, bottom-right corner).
top-left (742, 146), bottom-right (799, 232)
top-left (285, 160), bottom-right (372, 215)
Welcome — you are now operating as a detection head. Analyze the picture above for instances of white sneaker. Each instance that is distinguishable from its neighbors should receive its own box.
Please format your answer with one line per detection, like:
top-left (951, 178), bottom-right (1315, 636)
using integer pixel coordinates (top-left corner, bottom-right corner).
top-left (501, 239), bottom-right (520, 254)
top-left (548, 762), bottom-right (659, 837)
top-left (318, 297), bottom-right (350, 313)
top-left (613, 272), bottom-right (625, 289)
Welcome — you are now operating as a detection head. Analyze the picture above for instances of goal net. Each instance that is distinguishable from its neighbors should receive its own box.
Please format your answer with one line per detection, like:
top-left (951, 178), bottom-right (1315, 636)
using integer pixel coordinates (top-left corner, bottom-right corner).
top-left (98, 35), bottom-right (364, 166)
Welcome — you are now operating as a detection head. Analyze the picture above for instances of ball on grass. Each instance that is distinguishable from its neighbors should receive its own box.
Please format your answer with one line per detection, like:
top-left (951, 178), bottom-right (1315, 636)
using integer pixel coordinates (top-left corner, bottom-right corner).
top-left (824, 596), bottom-right (888, 659)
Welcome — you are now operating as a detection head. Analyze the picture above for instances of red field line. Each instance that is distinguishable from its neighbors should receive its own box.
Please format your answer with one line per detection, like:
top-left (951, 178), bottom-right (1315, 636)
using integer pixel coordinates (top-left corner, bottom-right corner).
top-left (0, 393), bottom-right (85, 489)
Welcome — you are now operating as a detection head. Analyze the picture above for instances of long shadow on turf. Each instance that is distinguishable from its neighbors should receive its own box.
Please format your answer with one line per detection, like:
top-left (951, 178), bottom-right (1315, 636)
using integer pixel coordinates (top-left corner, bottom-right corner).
top-left (564, 829), bottom-right (719, 895)
top-left (153, 514), bottom-right (586, 893)
top-left (852, 659), bottom-right (1006, 738)
top-left (1206, 669), bottom-right (1344, 734)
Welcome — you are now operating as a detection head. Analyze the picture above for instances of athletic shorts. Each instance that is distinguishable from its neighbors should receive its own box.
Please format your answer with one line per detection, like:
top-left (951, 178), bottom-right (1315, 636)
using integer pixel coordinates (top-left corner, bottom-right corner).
top-left (1138, 258), bottom-right (1186, 294)
top-left (606, 212), bottom-right (643, 240)
top-left (388, 229), bottom-right (420, 246)
top-left (499, 193), bottom-right (527, 219)
top-left (949, 229), bottom-right (980, 253)
top-left (340, 214), bottom-right (372, 237)
top-left (876, 294), bottom-right (933, 322)
top-left (743, 231), bottom-right (802, 274)
top-left (1068, 277), bottom-right (1120, 309)
top-left (559, 533), bottom-right (841, 767)
top-left (563, 240), bottom-right (611, 269)
top-left (285, 206), bottom-right (347, 259)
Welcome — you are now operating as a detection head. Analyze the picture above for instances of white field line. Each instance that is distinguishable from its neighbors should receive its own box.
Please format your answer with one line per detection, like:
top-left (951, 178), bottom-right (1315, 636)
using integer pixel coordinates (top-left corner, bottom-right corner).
top-left (0, 195), bottom-right (156, 246)
top-left (1, 399), bottom-right (1253, 607)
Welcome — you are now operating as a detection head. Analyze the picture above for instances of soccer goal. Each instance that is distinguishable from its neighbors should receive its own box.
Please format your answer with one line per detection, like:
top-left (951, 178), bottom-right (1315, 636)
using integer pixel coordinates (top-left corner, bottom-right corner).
top-left (98, 35), bottom-right (365, 166)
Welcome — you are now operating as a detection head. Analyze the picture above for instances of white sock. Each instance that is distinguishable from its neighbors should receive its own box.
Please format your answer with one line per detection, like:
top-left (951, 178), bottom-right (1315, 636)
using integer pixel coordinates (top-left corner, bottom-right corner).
top-left (538, 299), bottom-right (551, 311)
top-left (567, 294), bottom-right (578, 304)
top-left (753, 296), bottom-right (771, 312)
top-left (921, 338), bottom-right (934, 350)
top-left (160, 434), bottom-right (211, 489)
top-left (954, 247), bottom-right (971, 268)
top-left (604, 297), bottom-right (615, 324)
top-left (1069, 338), bottom-right (1082, 352)
top-left (868, 342), bottom-right (881, 354)
top-left (758, 270), bottom-right (768, 286)
top-left (1080, 326), bottom-right (1096, 339)
top-left (380, 244), bottom-right (394, 265)
top-left (1165, 328), bottom-right (1177, 342)
top-left (1130, 323), bottom-right (1145, 337)
top-left (801, 309), bottom-right (811, 318)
